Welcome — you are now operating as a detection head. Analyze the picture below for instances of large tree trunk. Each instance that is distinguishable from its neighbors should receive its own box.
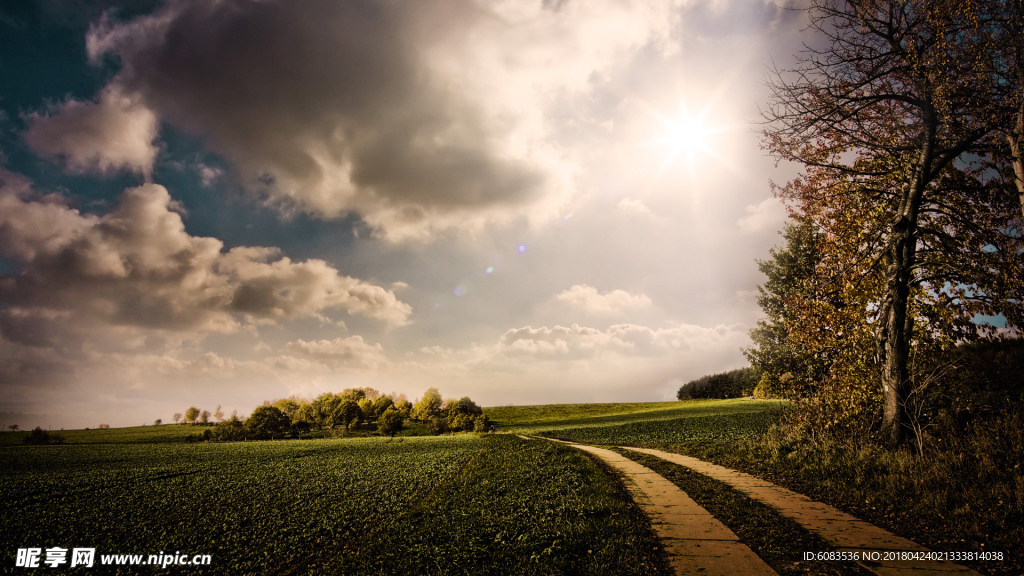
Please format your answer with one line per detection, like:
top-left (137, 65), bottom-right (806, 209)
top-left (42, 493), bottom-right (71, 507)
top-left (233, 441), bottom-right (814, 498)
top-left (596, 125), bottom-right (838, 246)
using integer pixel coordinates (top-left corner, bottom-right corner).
top-left (876, 219), bottom-right (916, 446)
top-left (1008, 99), bottom-right (1024, 222)
top-left (876, 130), bottom-right (933, 447)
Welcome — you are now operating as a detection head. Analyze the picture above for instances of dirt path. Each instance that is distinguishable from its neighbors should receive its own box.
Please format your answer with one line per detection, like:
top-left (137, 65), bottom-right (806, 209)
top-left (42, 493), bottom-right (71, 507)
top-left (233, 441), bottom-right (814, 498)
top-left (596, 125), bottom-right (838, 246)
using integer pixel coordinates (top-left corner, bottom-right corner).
top-left (538, 437), bottom-right (777, 575)
top-left (621, 447), bottom-right (980, 576)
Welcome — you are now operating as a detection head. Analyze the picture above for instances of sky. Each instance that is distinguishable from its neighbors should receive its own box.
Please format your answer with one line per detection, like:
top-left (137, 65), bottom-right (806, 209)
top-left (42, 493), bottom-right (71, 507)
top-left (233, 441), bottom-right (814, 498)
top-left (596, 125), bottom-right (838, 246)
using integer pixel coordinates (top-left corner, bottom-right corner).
top-left (0, 0), bottom-right (808, 429)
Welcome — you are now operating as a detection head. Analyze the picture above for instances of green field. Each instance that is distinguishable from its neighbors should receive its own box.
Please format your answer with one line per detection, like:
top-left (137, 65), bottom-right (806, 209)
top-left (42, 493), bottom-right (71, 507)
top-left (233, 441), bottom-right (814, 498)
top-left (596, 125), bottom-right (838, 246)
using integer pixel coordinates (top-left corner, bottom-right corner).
top-left (14, 397), bottom-right (1014, 575)
top-left (493, 398), bottom-right (785, 435)
top-left (1, 432), bottom-right (675, 575)
top-left (1, 436), bottom-right (483, 574)
top-left (537, 408), bottom-right (780, 444)
top-left (0, 424), bottom-right (203, 446)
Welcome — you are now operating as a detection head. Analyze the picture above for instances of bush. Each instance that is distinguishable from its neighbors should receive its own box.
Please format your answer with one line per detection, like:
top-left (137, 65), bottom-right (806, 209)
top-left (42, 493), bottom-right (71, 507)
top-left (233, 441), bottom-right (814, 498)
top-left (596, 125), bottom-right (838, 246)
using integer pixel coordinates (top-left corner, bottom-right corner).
top-left (428, 417), bottom-right (449, 435)
top-left (473, 414), bottom-right (492, 432)
top-left (23, 427), bottom-right (65, 445)
top-left (211, 416), bottom-right (246, 441)
top-left (377, 406), bottom-right (403, 437)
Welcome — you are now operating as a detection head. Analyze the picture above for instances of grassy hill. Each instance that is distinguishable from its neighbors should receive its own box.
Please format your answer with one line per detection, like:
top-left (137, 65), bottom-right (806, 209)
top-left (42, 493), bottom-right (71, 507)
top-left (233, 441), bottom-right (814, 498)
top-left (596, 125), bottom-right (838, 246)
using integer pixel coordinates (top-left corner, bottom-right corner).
top-left (487, 398), bottom-right (785, 435)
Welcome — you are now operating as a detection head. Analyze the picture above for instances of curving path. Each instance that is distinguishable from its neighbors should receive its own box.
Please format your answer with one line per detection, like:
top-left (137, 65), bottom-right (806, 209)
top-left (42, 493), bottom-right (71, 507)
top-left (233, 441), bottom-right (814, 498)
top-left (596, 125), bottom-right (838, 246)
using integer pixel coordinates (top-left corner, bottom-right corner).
top-left (621, 447), bottom-right (980, 576)
top-left (533, 433), bottom-right (982, 576)
top-left (532, 436), bottom-right (777, 575)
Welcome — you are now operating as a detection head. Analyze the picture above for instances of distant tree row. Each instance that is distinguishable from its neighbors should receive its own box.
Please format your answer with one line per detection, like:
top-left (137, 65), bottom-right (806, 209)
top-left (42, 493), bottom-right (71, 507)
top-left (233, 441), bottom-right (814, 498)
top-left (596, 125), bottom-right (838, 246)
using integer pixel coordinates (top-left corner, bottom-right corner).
top-left (176, 387), bottom-right (490, 442)
top-left (676, 367), bottom-right (761, 400)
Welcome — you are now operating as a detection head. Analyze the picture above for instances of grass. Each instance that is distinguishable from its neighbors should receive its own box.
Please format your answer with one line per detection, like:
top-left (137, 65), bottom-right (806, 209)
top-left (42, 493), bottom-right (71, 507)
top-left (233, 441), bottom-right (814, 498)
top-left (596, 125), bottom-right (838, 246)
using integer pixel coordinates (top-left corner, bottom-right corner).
top-left (334, 435), bottom-right (672, 575)
top-left (2, 434), bottom-right (672, 575)
top-left (489, 398), bottom-right (783, 434)
top-left (484, 400), bottom-right (682, 426)
top-left (0, 424), bottom-right (207, 446)
top-left (1, 436), bottom-right (484, 575)
top-left (628, 414), bottom-right (1023, 576)
top-left (0, 419), bottom-right (441, 447)
top-left (538, 407), bottom-right (780, 444)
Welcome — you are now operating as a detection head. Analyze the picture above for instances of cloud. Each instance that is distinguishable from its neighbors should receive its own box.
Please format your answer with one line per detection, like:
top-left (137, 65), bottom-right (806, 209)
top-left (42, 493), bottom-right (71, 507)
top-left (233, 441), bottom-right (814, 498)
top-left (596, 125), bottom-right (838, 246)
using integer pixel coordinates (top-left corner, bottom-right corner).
top-left (495, 322), bottom-right (742, 360)
top-left (24, 85), bottom-right (159, 176)
top-left (737, 197), bottom-right (788, 233)
top-left (387, 321), bottom-right (752, 405)
top-left (284, 336), bottom-right (387, 369)
top-left (81, 0), bottom-right (680, 239)
top-left (0, 171), bottom-right (412, 350)
top-left (617, 197), bottom-right (656, 218)
top-left (555, 284), bottom-right (652, 314)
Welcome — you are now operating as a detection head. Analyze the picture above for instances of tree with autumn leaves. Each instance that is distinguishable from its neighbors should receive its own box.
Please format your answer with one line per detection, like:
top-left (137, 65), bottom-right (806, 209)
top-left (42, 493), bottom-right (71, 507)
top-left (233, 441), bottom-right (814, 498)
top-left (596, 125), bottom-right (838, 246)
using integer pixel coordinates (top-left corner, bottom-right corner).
top-left (756, 0), bottom-right (1024, 445)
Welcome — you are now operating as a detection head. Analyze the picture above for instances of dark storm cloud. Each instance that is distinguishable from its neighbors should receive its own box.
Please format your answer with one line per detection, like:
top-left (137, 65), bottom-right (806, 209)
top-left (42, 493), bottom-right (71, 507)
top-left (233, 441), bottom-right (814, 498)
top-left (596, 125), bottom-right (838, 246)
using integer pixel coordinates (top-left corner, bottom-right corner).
top-left (84, 0), bottom-right (552, 237)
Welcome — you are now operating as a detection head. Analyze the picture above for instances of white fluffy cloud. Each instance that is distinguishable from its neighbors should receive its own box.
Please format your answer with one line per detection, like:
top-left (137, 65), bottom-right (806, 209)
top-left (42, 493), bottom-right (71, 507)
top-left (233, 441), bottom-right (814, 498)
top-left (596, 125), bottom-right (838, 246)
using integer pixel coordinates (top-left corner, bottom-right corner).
top-left (737, 197), bottom-right (788, 234)
top-left (284, 336), bottom-right (388, 369)
top-left (555, 284), bottom-right (652, 314)
top-left (24, 85), bottom-right (159, 176)
top-left (496, 322), bottom-right (741, 360)
top-left (0, 171), bottom-right (412, 349)
top-left (75, 0), bottom-right (682, 239)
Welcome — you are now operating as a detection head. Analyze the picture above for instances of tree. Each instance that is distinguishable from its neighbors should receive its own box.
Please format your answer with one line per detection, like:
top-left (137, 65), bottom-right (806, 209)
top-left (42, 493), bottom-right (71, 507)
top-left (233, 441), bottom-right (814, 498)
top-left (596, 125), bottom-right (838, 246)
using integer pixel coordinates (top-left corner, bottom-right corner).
top-left (184, 406), bottom-right (200, 425)
top-left (8, 424), bottom-right (19, 432)
top-left (763, 0), bottom-right (1024, 444)
top-left (212, 414), bottom-right (246, 441)
top-left (411, 388), bottom-right (444, 422)
top-left (357, 398), bottom-right (376, 422)
top-left (199, 410), bottom-right (211, 425)
top-left (213, 405), bottom-right (225, 423)
top-left (373, 395), bottom-right (394, 417)
top-left (984, 0), bottom-right (1024, 221)
top-left (154, 419), bottom-right (162, 426)
top-left (272, 397), bottom-right (300, 421)
top-left (332, 399), bottom-right (363, 431)
top-left (394, 399), bottom-right (413, 418)
top-left (376, 406), bottom-right (403, 437)
top-left (308, 393), bottom-right (341, 429)
top-left (245, 405), bottom-right (290, 440)
top-left (745, 220), bottom-right (830, 399)
top-left (173, 413), bottom-right (182, 424)
top-left (446, 396), bottom-right (483, 432)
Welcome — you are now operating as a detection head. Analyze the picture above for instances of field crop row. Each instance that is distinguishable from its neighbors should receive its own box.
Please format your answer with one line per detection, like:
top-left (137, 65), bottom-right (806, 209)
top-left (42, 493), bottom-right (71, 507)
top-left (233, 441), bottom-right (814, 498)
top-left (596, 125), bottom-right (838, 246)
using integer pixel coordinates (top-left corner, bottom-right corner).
top-left (338, 435), bottom-right (671, 575)
top-left (539, 409), bottom-right (781, 445)
top-left (1, 436), bottom-right (483, 575)
top-left (495, 398), bottom-right (784, 435)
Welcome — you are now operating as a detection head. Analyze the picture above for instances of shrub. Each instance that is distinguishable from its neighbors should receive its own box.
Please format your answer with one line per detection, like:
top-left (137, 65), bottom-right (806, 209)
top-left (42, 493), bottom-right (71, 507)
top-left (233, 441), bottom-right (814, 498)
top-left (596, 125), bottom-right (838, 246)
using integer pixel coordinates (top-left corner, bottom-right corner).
top-left (473, 415), bottom-right (492, 433)
top-left (376, 406), bottom-right (403, 437)
top-left (23, 427), bottom-right (65, 445)
top-left (211, 416), bottom-right (246, 441)
top-left (428, 417), bottom-right (449, 435)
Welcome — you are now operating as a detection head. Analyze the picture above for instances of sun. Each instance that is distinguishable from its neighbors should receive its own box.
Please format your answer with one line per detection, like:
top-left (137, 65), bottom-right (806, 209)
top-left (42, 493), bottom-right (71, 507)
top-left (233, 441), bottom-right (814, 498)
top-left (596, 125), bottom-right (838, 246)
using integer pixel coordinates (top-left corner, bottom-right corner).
top-left (644, 98), bottom-right (727, 177)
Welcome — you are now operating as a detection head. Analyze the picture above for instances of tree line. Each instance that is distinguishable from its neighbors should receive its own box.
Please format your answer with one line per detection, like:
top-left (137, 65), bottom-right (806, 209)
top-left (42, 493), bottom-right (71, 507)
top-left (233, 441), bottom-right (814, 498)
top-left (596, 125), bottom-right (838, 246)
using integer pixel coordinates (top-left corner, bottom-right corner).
top-left (676, 367), bottom-right (760, 400)
top-left (175, 387), bottom-right (491, 442)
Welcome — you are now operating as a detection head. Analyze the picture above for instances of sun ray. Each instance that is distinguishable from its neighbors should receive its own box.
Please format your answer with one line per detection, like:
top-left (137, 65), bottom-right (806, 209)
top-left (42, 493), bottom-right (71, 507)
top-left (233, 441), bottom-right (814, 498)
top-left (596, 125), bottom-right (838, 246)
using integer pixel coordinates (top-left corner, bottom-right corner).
top-left (638, 96), bottom-right (736, 180)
